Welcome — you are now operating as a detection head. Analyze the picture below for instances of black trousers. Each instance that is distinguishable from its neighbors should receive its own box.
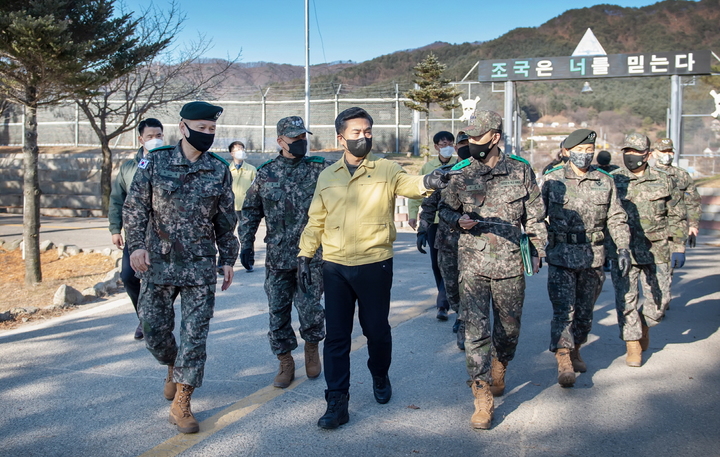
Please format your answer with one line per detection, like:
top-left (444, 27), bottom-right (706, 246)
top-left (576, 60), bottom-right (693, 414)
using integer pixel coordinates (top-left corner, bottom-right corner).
top-left (323, 259), bottom-right (393, 394)
top-left (427, 223), bottom-right (449, 310)
top-left (121, 243), bottom-right (141, 315)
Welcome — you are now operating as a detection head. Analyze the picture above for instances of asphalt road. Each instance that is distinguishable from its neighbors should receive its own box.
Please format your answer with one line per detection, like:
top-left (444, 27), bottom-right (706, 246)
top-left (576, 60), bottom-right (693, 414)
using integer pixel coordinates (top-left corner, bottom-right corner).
top-left (1, 215), bottom-right (719, 457)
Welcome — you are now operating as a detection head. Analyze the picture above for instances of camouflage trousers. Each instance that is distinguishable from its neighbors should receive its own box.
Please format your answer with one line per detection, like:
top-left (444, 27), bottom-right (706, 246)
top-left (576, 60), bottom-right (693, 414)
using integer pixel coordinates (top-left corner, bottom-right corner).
top-left (265, 266), bottom-right (325, 355)
top-left (138, 281), bottom-right (215, 388)
top-left (460, 273), bottom-right (525, 383)
top-left (610, 262), bottom-right (670, 341)
top-left (437, 248), bottom-right (460, 314)
top-left (547, 264), bottom-right (605, 352)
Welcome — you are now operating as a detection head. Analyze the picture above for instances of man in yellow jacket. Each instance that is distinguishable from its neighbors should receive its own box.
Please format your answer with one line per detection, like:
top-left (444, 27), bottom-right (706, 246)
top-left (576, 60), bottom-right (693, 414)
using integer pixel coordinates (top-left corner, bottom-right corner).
top-left (228, 141), bottom-right (257, 271)
top-left (297, 107), bottom-right (456, 430)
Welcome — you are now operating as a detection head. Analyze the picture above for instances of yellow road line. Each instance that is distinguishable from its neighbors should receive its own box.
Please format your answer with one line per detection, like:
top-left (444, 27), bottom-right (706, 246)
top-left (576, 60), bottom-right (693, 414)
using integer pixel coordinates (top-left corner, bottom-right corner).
top-left (139, 300), bottom-right (433, 457)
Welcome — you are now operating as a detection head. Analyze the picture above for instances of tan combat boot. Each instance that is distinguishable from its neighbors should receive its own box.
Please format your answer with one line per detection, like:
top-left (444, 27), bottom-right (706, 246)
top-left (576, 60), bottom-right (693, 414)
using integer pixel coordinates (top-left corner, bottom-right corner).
top-left (470, 380), bottom-right (494, 430)
top-left (304, 342), bottom-right (321, 379)
top-left (489, 358), bottom-right (507, 397)
top-left (626, 341), bottom-right (642, 367)
top-left (169, 384), bottom-right (199, 434)
top-left (639, 323), bottom-right (650, 352)
top-left (274, 352), bottom-right (295, 388)
top-left (556, 349), bottom-right (576, 387)
top-left (163, 365), bottom-right (177, 401)
top-left (570, 344), bottom-right (587, 373)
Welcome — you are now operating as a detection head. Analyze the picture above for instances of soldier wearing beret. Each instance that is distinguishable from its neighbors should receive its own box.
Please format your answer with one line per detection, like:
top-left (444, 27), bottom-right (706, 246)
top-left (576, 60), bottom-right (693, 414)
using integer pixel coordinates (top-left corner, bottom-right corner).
top-left (542, 129), bottom-right (631, 387)
top-left (439, 110), bottom-right (547, 430)
top-left (608, 133), bottom-right (687, 367)
top-left (124, 101), bottom-right (239, 434)
top-left (238, 116), bottom-right (330, 389)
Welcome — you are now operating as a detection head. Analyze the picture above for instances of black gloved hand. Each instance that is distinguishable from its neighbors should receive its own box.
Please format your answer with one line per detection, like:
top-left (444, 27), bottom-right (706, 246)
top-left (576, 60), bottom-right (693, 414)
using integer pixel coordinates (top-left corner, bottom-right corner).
top-left (416, 231), bottom-right (427, 254)
top-left (297, 256), bottom-right (312, 293)
top-left (423, 167), bottom-right (461, 190)
top-left (618, 249), bottom-right (631, 278)
top-left (687, 234), bottom-right (696, 248)
top-left (671, 252), bottom-right (686, 269)
top-left (240, 247), bottom-right (254, 271)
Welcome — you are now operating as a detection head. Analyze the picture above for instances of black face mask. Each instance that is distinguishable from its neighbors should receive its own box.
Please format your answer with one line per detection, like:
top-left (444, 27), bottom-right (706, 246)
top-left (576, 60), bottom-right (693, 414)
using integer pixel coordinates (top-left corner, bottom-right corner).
top-left (457, 145), bottom-right (470, 160)
top-left (344, 136), bottom-right (372, 158)
top-left (623, 152), bottom-right (647, 171)
top-left (183, 122), bottom-right (215, 152)
top-left (468, 140), bottom-right (494, 160)
top-left (286, 139), bottom-right (307, 158)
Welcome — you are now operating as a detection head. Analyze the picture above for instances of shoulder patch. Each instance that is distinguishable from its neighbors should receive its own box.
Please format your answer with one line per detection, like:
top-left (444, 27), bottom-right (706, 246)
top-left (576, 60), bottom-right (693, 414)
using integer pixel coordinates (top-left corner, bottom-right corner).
top-left (149, 145), bottom-right (174, 153)
top-left (544, 165), bottom-right (564, 175)
top-left (257, 159), bottom-right (274, 171)
top-left (209, 152), bottom-right (230, 167)
top-left (451, 158), bottom-right (471, 171)
top-left (594, 167), bottom-right (613, 177)
top-left (610, 168), bottom-right (623, 175)
top-left (509, 154), bottom-right (530, 165)
top-left (137, 158), bottom-right (150, 169)
top-left (304, 156), bottom-right (326, 164)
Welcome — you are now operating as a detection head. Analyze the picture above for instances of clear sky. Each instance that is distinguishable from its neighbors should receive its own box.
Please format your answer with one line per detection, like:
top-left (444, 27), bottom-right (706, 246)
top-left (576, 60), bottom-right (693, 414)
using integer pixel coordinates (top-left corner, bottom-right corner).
top-left (121, 0), bottom-right (670, 66)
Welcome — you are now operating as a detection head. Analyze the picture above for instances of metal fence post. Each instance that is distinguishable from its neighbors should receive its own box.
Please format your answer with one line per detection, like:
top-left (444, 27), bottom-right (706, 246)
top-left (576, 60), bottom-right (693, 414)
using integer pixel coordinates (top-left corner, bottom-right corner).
top-left (395, 84), bottom-right (400, 153)
top-left (335, 84), bottom-right (342, 149)
top-left (74, 102), bottom-right (79, 147)
top-left (261, 88), bottom-right (269, 152)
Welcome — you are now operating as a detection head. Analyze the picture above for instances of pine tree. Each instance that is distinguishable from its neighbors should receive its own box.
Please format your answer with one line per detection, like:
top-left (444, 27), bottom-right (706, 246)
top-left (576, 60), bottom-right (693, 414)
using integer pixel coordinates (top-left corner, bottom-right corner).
top-left (403, 53), bottom-right (461, 157)
top-left (0, 0), bottom-right (169, 284)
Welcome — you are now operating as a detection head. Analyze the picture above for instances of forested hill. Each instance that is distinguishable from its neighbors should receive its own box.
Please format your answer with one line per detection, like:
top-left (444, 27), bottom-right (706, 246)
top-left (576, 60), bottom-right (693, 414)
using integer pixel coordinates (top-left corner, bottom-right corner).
top-left (306, 0), bottom-right (720, 87)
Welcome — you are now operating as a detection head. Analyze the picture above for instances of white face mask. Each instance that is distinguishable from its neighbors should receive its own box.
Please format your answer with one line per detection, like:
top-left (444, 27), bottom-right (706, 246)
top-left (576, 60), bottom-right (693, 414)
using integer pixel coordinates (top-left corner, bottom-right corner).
top-left (143, 138), bottom-right (163, 152)
top-left (233, 149), bottom-right (247, 160)
top-left (656, 152), bottom-right (673, 165)
top-left (438, 145), bottom-right (454, 158)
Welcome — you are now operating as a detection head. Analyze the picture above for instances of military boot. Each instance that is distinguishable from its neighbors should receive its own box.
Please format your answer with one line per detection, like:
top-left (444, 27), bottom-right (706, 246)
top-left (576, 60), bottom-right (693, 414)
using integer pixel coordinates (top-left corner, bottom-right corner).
top-left (470, 380), bottom-right (494, 430)
top-left (169, 384), bottom-right (199, 434)
top-left (317, 391), bottom-right (350, 429)
top-left (489, 358), bottom-right (507, 397)
top-left (556, 349), bottom-right (576, 387)
top-left (274, 352), bottom-right (295, 388)
top-left (456, 320), bottom-right (466, 351)
top-left (305, 342), bottom-right (321, 379)
top-left (570, 344), bottom-right (587, 373)
top-left (639, 323), bottom-right (650, 352)
top-left (626, 341), bottom-right (642, 367)
top-left (163, 365), bottom-right (177, 401)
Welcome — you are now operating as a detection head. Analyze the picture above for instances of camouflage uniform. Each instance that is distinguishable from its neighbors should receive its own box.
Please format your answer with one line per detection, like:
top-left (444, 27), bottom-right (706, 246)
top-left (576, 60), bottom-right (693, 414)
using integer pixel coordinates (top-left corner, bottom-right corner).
top-left (542, 164), bottom-right (630, 352)
top-left (239, 154), bottom-right (329, 355)
top-left (653, 163), bottom-right (701, 243)
top-left (439, 152), bottom-right (547, 383)
top-left (609, 166), bottom-right (687, 341)
top-left (419, 190), bottom-right (460, 313)
top-left (123, 143), bottom-right (239, 388)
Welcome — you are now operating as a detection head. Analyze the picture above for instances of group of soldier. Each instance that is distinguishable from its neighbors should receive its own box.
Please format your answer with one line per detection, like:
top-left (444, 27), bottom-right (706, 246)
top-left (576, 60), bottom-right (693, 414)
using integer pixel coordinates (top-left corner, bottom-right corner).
top-left (109, 101), bottom-right (699, 434)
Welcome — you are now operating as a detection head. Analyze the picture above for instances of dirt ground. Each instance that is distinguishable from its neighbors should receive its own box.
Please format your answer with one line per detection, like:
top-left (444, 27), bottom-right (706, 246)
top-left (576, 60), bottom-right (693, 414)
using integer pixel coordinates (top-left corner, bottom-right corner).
top-left (0, 247), bottom-right (115, 329)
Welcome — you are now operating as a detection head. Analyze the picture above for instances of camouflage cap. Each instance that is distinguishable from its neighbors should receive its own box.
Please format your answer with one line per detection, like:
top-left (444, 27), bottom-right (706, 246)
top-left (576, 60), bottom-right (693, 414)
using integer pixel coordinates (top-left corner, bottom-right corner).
top-left (621, 132), bottom-right (650, 152)
top-left (180, 101), bottom-right (223, 121)
top-left (563, 129), bottom-right (597, 149)
top-left (653, 137), bottom-right (674, 152)
top-left (456, 131), bottom-right (469, 142)
top-left (277, 116), bottom-right (313, 137)
top-left (464, 110), bottom-right (503, 136)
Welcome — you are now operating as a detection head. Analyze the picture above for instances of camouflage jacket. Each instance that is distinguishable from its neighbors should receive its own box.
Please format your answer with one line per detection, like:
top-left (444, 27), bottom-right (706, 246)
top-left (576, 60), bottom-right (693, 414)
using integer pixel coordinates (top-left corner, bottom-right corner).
top-left (123, 143), bottom-right (239, 286)
top-left (439, 152), bottom-right (548, 280)
top-left (609, 166), bottom-right (687, 264)
top-left (239, 154), bottom-right (330, 269)
top-left (419, 190), bottom-right (459, 253)
top-left (542, 164), bottom-right (630, 269)
top-left (654, 163), bottom-right (701, 231)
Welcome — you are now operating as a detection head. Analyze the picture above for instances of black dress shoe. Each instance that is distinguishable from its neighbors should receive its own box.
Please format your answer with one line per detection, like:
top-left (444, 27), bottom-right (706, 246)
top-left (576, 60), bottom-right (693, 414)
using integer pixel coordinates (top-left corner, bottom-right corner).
top-left (436, 308), bottom-right (449, 321)
top-left (134, 323), bottom-right (144, 340)
top-left (372, 375), bottom-right (392, 404)
top-left (317, 391), bottom-right (349, 429)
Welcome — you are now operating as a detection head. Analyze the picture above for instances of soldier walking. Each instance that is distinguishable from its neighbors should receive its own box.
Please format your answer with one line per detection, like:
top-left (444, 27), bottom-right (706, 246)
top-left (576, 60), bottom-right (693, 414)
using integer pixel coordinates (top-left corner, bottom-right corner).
top-left (124, 101), bottom-right (239, 434)
top-left (238, 116), bottom-right (329, 389)
top-left (542, 129), bottom-right (630, 387)
top-left (609, 133), bottom-right (687, 367)
top-left (439, 110), bottom-right (547, 430)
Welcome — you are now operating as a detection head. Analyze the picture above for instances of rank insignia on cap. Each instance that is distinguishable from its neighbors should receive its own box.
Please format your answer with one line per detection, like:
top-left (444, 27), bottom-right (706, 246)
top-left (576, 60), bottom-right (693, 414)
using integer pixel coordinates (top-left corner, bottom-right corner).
top-left (138, 158), bottom-right (150, 169)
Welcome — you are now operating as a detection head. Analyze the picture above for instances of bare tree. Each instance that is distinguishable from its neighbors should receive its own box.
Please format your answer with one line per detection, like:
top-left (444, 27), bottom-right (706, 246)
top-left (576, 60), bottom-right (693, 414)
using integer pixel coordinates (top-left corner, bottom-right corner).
top-left (75, 2), bottom-right (239, 214)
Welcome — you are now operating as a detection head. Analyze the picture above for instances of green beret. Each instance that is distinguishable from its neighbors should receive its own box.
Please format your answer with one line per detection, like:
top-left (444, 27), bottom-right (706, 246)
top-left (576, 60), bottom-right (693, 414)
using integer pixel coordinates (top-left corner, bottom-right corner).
top-left (180, 101), bottom-right (223, 121)
top-left (563, 129), bottom-right (596, 150)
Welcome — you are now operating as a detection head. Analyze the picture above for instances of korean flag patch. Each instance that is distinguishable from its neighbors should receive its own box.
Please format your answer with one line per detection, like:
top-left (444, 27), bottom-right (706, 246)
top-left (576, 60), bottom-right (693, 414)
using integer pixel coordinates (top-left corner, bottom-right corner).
top-left (138, 158), bottom-right (150, 169)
